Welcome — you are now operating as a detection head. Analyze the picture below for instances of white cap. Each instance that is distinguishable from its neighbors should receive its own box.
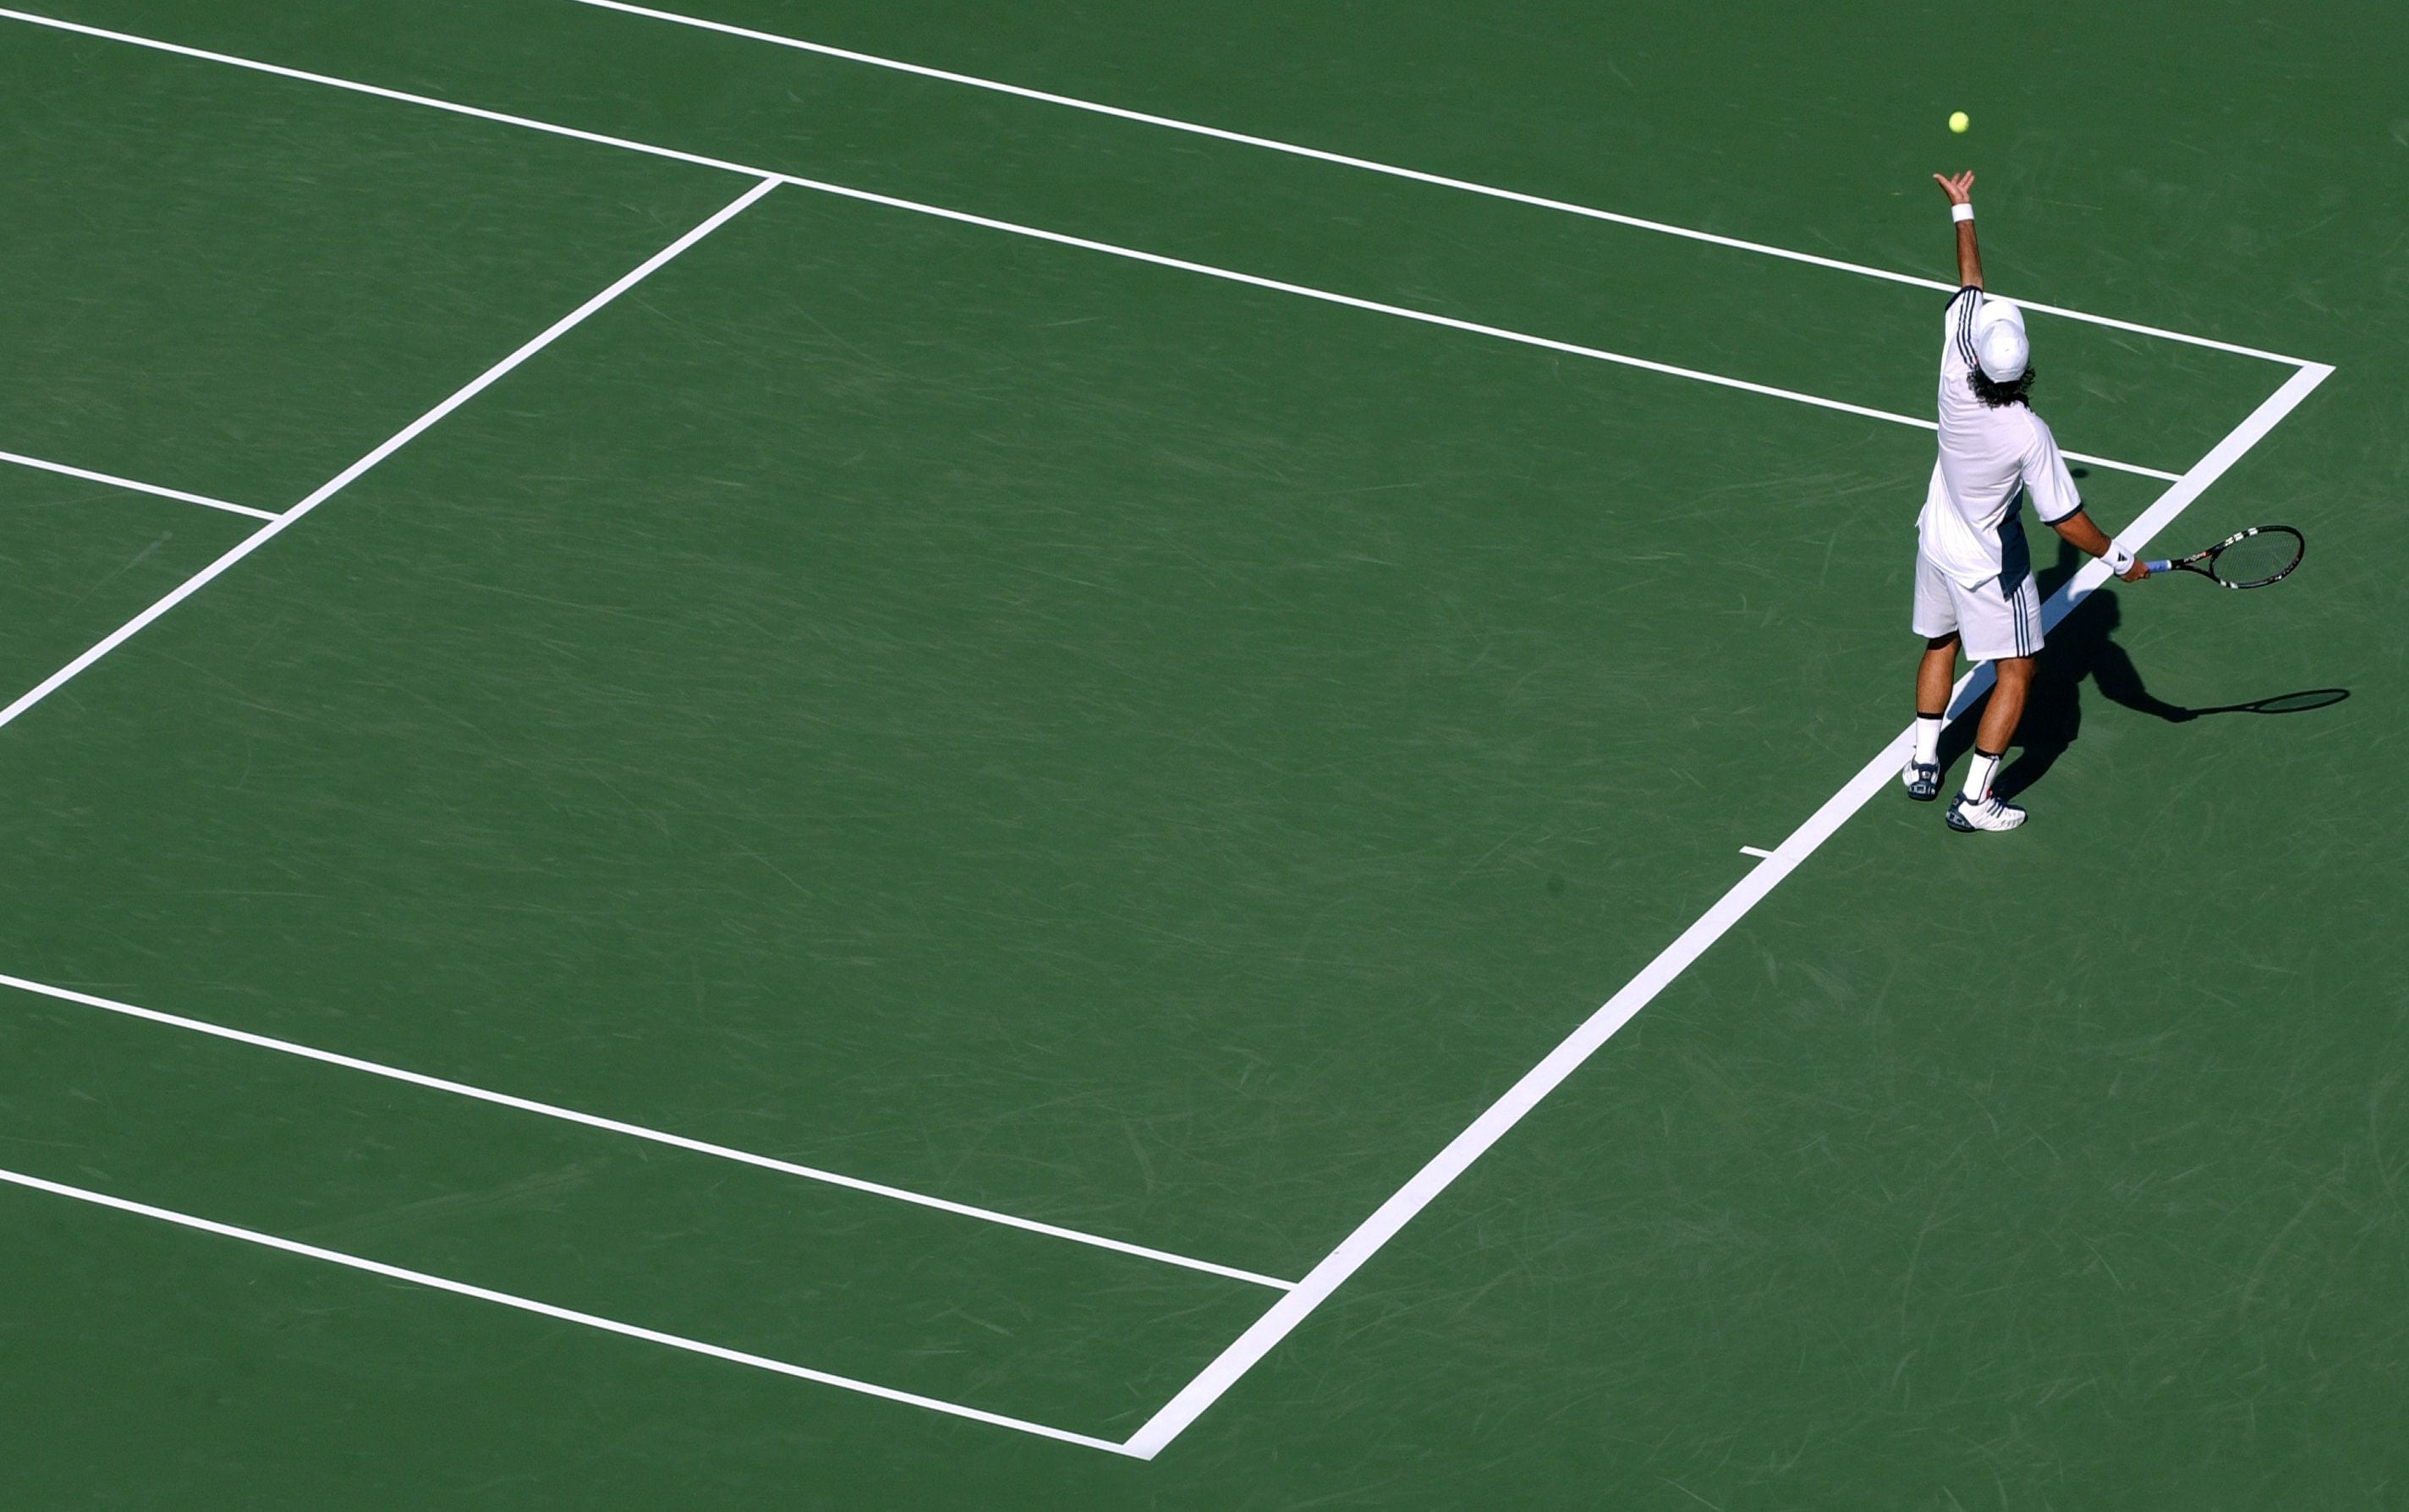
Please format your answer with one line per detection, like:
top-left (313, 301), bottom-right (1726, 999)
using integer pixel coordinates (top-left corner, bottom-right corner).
top-left (1972, 298), bottom-right (2030, 383)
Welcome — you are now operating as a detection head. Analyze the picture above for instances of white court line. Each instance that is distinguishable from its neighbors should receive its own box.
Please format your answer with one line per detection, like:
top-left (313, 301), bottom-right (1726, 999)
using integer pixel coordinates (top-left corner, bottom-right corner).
top-left (1737, 846), bottom-right (1775, 859)
top-left (0, 1164), bottom-right (1137, 1456)
top-left (700, 173), bottom-right (2181, 484)
top-left (1123, 358), bottom-right (2334, 1458)
top-left (0, 7), bottom-right (770, 177)
top-left (0, 174), bottom-right (779, 738)
top-left (0, 971), bottom-right (1292, 1290)
top-left (568, 0), bottom-right (2317, 370)
top-left (0, 446), bottom-right (277, 521)
top-left (0, 7), bottom-right (2181, 483)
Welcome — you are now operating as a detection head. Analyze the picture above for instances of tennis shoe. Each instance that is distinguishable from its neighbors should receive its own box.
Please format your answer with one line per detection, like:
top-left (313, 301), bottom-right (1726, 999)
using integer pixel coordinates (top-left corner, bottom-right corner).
top-left (1900, 758), bottom-right (1943, 803)
top-left (1945, 792), bottom-right (2026, 833)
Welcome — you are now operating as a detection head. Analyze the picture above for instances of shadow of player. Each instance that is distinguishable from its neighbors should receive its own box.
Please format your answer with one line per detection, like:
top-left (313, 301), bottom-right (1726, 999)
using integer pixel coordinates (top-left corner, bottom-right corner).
top-left (1941, 539), bottom-right (2350, 801)
top-left (1991, 589), bottom-right (2185, 799)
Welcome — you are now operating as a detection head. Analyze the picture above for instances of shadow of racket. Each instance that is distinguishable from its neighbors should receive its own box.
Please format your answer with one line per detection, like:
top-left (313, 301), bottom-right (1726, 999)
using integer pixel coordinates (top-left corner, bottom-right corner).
top-left (2187, 688), bottom-right (2350, 716)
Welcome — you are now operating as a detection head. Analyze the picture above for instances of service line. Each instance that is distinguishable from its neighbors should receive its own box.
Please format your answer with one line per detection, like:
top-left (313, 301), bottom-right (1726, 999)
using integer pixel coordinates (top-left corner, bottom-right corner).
top-left (1123, 359), bottom-right (2334, 1458)
top-left (0, 174), bottom-right (779, 738)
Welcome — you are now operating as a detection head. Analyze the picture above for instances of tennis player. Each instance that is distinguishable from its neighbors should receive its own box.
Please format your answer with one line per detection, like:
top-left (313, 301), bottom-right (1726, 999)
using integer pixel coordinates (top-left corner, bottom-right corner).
top-left (1903, 171), bottom-right (2150, 832)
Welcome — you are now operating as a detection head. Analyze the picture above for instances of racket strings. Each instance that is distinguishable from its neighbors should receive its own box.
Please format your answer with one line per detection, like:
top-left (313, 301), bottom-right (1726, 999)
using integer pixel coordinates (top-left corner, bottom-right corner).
top-left (2209, 528), bottom-right (2303, 587)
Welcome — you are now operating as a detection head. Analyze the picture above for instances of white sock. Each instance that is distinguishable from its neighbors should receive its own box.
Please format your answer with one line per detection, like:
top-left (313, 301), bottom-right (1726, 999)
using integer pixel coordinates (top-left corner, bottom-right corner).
top-left (1962, 748), bottom-right (2001, 803)
top-left (1912, 715), bottom-right (1943, 765)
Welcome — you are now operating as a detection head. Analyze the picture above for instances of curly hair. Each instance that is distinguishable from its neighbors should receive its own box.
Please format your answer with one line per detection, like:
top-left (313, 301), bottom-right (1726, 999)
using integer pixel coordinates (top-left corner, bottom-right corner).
top-left (1969, 365), bottom-right (2038, 408)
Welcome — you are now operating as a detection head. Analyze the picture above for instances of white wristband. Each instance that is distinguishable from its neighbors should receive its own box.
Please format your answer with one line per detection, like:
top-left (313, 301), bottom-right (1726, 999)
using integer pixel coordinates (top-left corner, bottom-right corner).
top-left (2101, 542), bottom-right (2136, 574)
top-left (1951, 202), bottom-right (1975, 223)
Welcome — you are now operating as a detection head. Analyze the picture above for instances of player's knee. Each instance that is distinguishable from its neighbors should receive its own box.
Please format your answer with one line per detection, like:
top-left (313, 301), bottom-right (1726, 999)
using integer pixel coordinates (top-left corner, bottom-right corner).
top-left (1993, 655), bottom-right (2037, 682)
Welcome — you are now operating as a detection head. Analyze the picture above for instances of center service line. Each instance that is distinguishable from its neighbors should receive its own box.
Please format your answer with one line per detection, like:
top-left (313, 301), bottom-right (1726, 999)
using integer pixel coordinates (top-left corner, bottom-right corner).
top-left (1123, 359), bottom-right (2331, 1458)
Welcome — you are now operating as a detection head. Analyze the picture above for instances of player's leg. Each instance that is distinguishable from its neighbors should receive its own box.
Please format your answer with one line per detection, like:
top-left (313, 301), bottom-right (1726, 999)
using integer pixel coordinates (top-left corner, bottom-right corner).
top-left (1901, 635), bottom-right (1956, 800)
top-left (1905, 556), bottom-right (1959, 801)
top-left (1945, 565), bottom-right (2044, 832)
top-left (1917, 636), bottom-right (1958, 719)
top-left (1964, 653), bottom-right (2033, 790)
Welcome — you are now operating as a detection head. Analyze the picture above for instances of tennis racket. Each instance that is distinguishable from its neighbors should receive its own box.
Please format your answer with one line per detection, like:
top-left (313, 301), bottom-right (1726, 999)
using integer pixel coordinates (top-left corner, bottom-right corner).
top-left (2143, 524), bottom-right (2304, 588)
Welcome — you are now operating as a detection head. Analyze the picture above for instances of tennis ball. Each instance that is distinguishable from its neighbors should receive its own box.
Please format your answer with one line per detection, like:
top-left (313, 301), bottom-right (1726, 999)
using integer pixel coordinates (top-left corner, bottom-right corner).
top-left (1948, 111), bottom-right (1970, 134)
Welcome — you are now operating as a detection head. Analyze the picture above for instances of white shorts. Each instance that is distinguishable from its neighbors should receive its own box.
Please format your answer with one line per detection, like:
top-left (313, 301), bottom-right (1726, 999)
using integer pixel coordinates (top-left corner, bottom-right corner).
top-left (1912, 546), bottom-right (2043, 661)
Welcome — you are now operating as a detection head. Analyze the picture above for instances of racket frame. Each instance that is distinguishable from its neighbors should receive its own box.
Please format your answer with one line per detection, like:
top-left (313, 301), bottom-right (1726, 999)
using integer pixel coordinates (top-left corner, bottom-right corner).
top-left (2142, 524), bottom-right (2303, 589)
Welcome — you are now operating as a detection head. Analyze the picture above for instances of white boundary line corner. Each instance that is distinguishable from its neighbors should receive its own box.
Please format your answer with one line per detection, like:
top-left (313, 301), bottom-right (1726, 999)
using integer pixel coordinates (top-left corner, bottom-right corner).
top-left (0, 971), bottom-right (1292, 1290)
top-left (0, 1164), bottom-right (1140, 1457)
top-left (1121, 358), bottom-right (2332, 1459)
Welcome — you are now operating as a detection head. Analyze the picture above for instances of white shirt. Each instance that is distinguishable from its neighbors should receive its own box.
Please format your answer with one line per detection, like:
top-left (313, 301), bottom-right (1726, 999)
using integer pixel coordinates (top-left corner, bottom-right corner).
top-left (1918, 287), bottom-right (2081, 586)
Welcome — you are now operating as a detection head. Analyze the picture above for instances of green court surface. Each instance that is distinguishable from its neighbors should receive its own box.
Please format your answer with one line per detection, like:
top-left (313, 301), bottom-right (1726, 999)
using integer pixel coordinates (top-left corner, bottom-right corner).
top-left (0, 2), bottom-right (2402, 1506)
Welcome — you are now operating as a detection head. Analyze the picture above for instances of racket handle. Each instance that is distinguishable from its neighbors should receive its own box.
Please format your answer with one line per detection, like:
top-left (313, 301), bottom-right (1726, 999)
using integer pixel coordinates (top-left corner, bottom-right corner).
top-left (2143, 560), bottom-right (2171, 574)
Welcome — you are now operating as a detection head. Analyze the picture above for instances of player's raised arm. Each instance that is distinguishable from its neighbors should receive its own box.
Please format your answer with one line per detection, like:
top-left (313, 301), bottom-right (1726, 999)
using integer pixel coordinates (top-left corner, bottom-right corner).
top-left (1934, 172), bottom-right (1981, 288)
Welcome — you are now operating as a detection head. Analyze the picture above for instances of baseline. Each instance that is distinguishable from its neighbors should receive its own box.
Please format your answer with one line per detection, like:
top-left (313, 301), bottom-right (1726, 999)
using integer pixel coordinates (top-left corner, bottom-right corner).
top-left (0, 174), bottom-right (779, 738)
top-left (0, 7), bottom-right (2179, 482)
top-left (0, 971), bottom-right (1290, 1290)
top-left (569, 0), bottom-right (2315, 369)
top-left (1125, 359), bottom-right (2335, 1457)
top-left (0, 446), bottom-right (277, 521)
top-left (0, 1164), bottom-right (1137, 1456)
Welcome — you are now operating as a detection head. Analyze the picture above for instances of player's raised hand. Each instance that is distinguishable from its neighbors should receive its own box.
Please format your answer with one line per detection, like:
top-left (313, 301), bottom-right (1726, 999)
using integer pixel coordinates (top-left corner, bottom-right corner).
top-left (1934, 171), bottom-right (1975, 204)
